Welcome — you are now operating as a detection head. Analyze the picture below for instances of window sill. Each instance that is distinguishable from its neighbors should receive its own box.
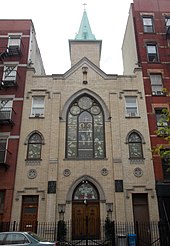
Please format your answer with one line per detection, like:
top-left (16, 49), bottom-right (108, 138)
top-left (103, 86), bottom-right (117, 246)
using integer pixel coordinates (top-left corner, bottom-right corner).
top-left (125, 116), bottom-right (141, 119)
top-left (25, 159), bottom-right (42, 165)
top-left (147, 61), bottom-right (160, 64)
top-left (163, 180), bottom-right (170, 183)
top-left (64, 157), bottom-right (108, 161)
top-left (129, 158), bottom-right (145, 164)
top-left (29, 115), bottom-right (44, 119)
top-left (143, 31), bottom-right (155, 34)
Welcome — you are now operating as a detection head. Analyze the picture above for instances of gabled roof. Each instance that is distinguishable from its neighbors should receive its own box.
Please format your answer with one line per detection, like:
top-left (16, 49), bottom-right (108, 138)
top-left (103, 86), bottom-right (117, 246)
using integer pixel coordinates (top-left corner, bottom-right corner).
top-left (75, 10), bottom-right (96, 40)
top-left (52, 57), bottom-right (118, 80)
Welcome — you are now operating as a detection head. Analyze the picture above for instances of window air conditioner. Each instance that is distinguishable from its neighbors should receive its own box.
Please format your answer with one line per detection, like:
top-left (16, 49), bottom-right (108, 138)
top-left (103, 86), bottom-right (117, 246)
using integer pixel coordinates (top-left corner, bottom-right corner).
top-left (152, 91), bottom-right (164, 95)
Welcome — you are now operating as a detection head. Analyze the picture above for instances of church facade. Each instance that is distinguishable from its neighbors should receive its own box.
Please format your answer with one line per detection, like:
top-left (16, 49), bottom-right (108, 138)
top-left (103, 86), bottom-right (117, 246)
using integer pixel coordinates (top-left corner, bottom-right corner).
top-left (11, 10), bottom-right (159, 239)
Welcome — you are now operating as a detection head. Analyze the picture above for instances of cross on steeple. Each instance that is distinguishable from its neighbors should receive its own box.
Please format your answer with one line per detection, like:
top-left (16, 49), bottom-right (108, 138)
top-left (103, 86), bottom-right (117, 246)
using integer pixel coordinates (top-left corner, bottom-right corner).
top-left (83, 3), bottom-right (87, 10)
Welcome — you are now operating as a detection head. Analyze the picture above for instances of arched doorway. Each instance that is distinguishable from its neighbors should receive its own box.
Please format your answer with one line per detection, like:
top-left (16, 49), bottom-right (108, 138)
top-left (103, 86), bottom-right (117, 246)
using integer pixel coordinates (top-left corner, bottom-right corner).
top-left (72, 180), bottom-right (100, 240)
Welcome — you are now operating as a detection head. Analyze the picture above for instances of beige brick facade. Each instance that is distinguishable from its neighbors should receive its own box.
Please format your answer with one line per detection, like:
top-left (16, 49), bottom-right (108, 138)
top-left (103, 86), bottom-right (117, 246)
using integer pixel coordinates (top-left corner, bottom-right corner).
top-left (11, 23), bottom-right (159, 230)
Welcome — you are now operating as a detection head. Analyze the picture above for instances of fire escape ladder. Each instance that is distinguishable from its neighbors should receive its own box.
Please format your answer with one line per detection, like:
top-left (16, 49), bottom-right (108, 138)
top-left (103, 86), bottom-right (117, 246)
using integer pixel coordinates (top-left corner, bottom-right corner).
top-left (1, 65), bottom-right (18, 89)
top-left (0, 100), bottom-right (15, 126)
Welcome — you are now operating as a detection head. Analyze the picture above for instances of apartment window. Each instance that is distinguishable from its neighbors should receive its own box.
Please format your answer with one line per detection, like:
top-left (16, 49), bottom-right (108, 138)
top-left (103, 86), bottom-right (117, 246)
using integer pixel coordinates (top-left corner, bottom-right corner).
top-left (155, 108), bottom-right (168, 129)
top-left (31, 97), bottom-right (45, 117)
top-left (150, 74), bottom-right (163, 95)
top-left (0, 191), bottom-right (5, 213)
top-left (128, 132), bottom-right (143, 159)
top-left (0, 137), bottom-right (8, 164)
top-left (2, 65), bottom-right (17, 82)
top-left (66, 95), bottom-right (105, 159)
top-left (161, 150), bottom-right (170, 180)
top-left (146, 44), bottom-right (159, 62)
top-left (165, 16), bottom-right (170, 29)
top-left (142, 16), bottom-right (154, 33)
top-left (0, 99), bottom-right (13, 120)
top-left (8, 35), bottom-right (21, 47)
top-left (125, 97), bottom-right (138, 117)
top-left (27, 133), bottom-right (42, 160)
top-left (8, 35), bottom-right (21, 55)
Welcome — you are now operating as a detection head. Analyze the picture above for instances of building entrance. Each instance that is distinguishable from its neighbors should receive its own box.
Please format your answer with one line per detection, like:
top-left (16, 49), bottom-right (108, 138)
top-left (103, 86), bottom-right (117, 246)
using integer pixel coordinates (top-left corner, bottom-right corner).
top-left (20, 195), bottom-right (38, 232)
top-left (72, 181), bottom-right (100, 240)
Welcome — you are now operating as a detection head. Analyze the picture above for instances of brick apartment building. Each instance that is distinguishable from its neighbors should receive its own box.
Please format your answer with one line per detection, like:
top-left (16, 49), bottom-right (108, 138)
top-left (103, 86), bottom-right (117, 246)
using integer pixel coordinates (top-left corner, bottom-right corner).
top-left (0, 20), bottom-right (45, 222)
top-left (122, 0), bottom-right (170, 222)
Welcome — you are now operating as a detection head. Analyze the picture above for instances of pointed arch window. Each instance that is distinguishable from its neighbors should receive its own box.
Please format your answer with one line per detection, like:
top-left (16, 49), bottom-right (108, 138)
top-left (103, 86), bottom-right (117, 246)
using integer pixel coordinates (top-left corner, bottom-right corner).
top-left (73, 181), bottom-right (99, 201)
top-left (128, 132), bottom-right (143, 159)
top-left (66, 95), bottom-right (105, 159)
top-left (27, 133), bottom-right (42, 160)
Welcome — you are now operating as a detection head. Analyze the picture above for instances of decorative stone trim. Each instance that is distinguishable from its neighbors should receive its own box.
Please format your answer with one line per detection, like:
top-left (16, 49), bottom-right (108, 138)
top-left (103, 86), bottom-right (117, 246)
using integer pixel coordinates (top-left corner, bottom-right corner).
top-left (130, 159), bottom-right (145, 164)
top-left (101, 168), bottom-right (108, 176)
top-left (133, 167), bottom-right (143, 177)
top-left (25, 160), bottom-right (41, 166)
top-left (15, 188), bottom-right (45, 201)
top-left (49, 159), bottom-right (58, 164)
top-left (63, 169), bottom-right (71, 177)
top-left (113, 158), bottom-right (122, 163)
top-left (27, 169), bottom-right (37, 179)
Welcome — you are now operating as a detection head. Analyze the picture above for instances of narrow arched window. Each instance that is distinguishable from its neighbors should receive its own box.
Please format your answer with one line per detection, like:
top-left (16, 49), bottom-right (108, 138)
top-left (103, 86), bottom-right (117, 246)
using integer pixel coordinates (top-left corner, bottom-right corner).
top-left (27, 133), bottom-right (42, 160)
top-left (66, 95), bottom-right (105, 159)
top-left (128, 132), bottom-right (143, 159)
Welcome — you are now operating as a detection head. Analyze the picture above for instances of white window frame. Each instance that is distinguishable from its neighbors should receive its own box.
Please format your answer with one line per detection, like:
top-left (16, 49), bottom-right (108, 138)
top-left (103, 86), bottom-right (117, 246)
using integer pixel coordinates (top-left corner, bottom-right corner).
top-left (155, 108), bottom-right (168, 128)
top-left (0, 99), bottom-right (13, 120)
top-left (31, 96), bottom-right (45, 117)
top-left (0, 136), bottom-right (8, 164)
top-left (2, 65), bottom-right (17, 81)
top-left (165, 17), bottom-right (170, 28)
top-left (8, 34), bottom-right (22, 49)
top-left (150, 74), bottom-right (163, 95)
top-left (142, 16), bottom-right (154, 33)
top-left (146, 44), bottom-right (159, 62)
top-left (125, 96), bottom-right (138, 117)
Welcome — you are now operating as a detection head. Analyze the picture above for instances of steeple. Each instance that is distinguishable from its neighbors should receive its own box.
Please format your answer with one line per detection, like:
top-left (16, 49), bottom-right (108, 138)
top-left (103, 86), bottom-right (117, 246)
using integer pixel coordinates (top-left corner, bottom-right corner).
top-left (75, 9), bottom-right (96, 40)
top-left (69, 7), bottom-right (102, 67)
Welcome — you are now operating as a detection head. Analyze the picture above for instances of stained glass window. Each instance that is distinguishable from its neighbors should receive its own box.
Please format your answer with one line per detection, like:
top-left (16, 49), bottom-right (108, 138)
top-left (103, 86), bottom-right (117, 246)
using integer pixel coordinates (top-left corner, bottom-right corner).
top-left (66, 95), bottom-right (105, 159)
top-left (73, 182), bottom-right (99, 200)
top-left (128, 132), bottom-right (143, 159)
top-left (27, 133), bottom-right (42, 160)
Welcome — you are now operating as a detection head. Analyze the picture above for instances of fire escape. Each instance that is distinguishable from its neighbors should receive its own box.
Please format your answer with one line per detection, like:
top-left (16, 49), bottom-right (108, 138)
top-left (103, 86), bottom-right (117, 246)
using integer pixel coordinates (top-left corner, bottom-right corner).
top-left (0, 41), bottom-right (22, 89)
top-left (0, 99), bottom-right (15, 126)
top-left (0, 38), bottom-right (22, 170)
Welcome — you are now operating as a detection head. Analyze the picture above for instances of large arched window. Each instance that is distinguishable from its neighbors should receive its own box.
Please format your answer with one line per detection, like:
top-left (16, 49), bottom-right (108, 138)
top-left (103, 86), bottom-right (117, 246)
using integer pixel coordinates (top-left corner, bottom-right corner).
top-left (27, 133), bottom-right (42, 160)
top-left (66, 95), bottom-right (105, 159)
top-left (128, 132), bottom-right (143, 159)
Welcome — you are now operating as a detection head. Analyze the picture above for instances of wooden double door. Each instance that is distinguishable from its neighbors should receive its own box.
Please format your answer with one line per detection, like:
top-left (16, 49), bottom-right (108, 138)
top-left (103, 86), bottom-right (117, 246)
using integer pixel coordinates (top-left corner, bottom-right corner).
top-left (20, 196), bottom-right (38, 232)
top-left (72, 202), bottom-right (100, 240)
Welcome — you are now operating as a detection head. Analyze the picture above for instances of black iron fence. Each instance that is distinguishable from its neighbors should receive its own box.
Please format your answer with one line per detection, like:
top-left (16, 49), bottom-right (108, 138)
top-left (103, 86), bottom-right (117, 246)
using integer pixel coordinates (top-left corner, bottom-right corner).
top-left (0, 220), bottom-right (170, 246)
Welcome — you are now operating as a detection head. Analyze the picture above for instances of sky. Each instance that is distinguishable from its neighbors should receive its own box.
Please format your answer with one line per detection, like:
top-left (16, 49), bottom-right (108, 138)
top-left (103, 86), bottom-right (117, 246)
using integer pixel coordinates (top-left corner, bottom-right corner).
top-left (1, 0), bottom-right (133, 75)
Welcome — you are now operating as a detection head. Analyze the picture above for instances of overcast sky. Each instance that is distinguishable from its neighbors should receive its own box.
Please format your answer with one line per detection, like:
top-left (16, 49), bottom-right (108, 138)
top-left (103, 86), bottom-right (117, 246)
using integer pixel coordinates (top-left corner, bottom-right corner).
top-left (1, 0), bottom-right (132, 75)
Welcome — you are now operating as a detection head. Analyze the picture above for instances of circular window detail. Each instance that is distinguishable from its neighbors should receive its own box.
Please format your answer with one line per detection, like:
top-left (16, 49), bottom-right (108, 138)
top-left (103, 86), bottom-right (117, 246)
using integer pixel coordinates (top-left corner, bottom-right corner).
top-left (101, 168), bottom-right (108, 176)
top-left (91, 106), bottom-right (100, 115)
top-left (133, 167), bottom-right (143, 177)
top-left (70, 106), bottom-right (81, 115)
top-left (78, 97), bottom-right (93, 110)
top-left (63, 169), bottom-right (71, 177)
top-left (28, 169), bottom-right (37, 179)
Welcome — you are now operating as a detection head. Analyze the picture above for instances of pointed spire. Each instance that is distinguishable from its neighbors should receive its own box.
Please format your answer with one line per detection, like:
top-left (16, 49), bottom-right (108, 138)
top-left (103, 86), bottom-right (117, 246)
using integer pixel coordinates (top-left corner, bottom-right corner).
top-left (75, 9), bottom-right (96, 40)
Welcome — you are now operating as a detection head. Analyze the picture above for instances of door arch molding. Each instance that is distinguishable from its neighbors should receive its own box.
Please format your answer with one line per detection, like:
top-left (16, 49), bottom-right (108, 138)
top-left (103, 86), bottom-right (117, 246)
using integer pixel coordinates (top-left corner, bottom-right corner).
top-left (66, 175), bottom-right (106, 203)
